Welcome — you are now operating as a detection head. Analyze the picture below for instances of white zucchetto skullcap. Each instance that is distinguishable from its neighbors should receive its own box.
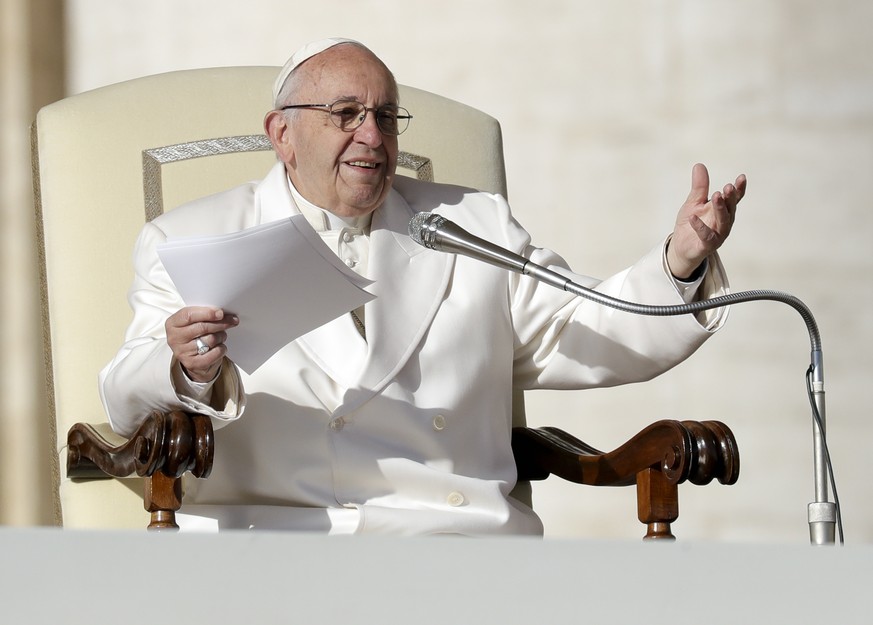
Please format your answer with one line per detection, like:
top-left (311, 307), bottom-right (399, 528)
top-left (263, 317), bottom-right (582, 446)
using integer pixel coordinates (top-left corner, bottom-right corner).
top-left (272, 37), bottom-right (363, 107)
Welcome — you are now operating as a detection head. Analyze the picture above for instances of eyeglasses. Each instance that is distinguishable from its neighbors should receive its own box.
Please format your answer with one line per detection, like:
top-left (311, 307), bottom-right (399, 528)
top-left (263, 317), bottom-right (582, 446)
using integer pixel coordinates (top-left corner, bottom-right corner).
top-left (280, 99), bottom-right (413, 136)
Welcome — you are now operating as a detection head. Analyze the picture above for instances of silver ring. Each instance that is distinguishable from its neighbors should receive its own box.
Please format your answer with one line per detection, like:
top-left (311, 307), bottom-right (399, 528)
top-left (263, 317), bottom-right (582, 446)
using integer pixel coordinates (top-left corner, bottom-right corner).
top-left (195, 337), bottom-right (210, 355)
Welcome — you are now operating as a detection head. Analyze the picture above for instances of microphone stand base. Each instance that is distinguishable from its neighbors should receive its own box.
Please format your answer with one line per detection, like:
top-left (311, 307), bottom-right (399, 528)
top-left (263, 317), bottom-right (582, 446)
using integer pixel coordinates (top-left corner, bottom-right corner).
top-left (808, 502), bottom-right (837, 545)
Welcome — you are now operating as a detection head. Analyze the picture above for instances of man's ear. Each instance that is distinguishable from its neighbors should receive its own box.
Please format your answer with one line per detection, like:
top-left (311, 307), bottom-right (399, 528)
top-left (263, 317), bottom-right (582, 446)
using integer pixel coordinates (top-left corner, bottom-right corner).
top-left (264, 110), bottom-right (294, 162)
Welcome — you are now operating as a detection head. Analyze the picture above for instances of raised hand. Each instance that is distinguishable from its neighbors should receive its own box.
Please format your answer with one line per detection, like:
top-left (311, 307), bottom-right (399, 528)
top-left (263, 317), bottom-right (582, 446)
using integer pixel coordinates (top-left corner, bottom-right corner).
top-left (666, 163), bottom-right (747, 279)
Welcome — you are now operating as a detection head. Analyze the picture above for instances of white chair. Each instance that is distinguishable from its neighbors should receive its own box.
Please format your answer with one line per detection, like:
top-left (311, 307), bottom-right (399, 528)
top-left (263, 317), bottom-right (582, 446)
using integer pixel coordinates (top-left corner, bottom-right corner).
top-left (33, 67), bottom-right (738, 536)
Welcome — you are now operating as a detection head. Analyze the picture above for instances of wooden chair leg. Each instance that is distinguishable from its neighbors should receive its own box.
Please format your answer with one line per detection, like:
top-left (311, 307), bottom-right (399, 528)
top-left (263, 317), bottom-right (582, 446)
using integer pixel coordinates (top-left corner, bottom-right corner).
top-left (144, 471), bottom-right (182, 531)
top-left (637, 467), bottom-right (679, 540)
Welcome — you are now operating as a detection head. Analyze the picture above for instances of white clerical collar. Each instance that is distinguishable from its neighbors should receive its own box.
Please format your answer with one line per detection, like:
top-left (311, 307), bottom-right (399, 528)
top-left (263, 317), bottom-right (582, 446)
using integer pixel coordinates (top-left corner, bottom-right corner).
top-left (287, 175), bottom-right (372, 233)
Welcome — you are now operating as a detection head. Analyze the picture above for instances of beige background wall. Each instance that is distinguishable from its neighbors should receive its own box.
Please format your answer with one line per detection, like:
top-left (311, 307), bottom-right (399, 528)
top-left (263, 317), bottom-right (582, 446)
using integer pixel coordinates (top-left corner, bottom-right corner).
top-left (3, 0), bottom-right (871, 543)
top-left (0, 0), bottom-right (62, 526)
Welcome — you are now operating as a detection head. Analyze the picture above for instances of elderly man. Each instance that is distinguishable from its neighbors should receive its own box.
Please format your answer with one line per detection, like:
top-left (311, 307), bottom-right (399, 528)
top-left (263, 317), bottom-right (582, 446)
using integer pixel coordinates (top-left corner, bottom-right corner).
top-left (99, 38), bottom-right (746, 535)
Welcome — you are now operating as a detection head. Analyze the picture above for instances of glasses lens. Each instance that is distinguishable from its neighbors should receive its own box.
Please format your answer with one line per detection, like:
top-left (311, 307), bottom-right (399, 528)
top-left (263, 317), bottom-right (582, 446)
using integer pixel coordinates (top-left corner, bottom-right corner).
top-left (329, 101), bottom-right (366, 131)
top-left (374, 106), bottom-right (400, 135)
top-left (328, 101), bottom-right (410, 135)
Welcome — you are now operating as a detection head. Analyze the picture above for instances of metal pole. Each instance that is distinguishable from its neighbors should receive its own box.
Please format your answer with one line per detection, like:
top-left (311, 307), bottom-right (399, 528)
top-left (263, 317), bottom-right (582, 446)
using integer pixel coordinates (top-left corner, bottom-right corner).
top-left (808, 350), bottom-right (836, 545)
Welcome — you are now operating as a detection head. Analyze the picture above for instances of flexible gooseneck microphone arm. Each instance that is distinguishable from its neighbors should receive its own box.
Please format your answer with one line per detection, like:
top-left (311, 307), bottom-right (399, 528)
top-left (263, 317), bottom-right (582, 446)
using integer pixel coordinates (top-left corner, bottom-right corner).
top-left (409, 212), bottom-right (839, 545)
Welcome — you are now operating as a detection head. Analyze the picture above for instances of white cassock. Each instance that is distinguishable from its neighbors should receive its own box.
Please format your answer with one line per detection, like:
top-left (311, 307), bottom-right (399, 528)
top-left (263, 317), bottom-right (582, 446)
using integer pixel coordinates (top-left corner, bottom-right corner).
top-left (99, 162), bottom-right (729, 535)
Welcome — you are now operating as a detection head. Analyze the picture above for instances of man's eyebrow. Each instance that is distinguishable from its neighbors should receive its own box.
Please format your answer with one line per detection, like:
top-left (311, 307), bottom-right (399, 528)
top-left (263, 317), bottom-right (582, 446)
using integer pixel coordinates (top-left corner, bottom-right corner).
top-left (333, 95), bottom-right (399, 106)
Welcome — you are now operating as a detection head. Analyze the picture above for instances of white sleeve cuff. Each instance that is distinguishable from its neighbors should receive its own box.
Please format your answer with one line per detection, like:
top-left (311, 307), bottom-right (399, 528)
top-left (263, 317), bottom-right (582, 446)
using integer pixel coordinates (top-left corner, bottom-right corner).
top-left (672, 258), bottom-right (708, 304)
top-left (171, 361), bottom-right (216, 405)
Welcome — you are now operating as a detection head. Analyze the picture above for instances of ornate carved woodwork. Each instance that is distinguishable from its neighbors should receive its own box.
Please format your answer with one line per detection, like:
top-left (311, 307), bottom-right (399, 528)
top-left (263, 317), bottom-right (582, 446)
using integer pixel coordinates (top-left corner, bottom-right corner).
top-left (66, 415), bottom-right (738, 538)
top-left (67, 410), bottom-right (213, 530)
top-left (512, 420), bottom-right (740, 539)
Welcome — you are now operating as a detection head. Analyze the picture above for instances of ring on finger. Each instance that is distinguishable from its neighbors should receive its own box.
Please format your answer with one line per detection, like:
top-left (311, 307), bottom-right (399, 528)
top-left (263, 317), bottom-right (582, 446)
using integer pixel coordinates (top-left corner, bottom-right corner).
top-left (195, 337), bottom-right (210, 355)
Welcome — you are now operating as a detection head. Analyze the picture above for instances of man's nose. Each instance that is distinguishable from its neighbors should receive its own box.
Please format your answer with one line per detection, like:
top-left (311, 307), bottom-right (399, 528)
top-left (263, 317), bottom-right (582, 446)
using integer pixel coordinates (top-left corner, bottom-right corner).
top-left (353, 111), bottom-right (384, 146)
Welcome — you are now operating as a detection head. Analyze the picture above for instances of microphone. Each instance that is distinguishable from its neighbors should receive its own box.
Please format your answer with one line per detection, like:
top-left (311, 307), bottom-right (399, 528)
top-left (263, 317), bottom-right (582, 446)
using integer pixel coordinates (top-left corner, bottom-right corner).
top-left (408, 211), bottom-right (818, 324)
top-left (407, 212), bottom-right (571, 291)
top-left (408, 211), bottom-right (839, 544)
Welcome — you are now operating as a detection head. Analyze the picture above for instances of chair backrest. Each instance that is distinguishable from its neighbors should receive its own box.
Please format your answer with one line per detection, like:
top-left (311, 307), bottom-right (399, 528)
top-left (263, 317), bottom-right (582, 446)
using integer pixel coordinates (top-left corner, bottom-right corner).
top-left (32, 66), bottom-right (512, 528)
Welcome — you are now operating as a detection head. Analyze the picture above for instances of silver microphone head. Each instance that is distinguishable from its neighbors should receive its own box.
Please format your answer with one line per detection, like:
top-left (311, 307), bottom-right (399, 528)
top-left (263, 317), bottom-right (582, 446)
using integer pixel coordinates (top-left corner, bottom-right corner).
top-left (407, 210), bottom-right (533, 276)
top-left (408, 212), bottom-right (447, 249)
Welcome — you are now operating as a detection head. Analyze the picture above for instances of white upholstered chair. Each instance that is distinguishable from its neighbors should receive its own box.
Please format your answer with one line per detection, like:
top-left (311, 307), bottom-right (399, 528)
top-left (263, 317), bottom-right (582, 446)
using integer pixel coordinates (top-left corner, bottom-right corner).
top-left (33, 67), bottom-right (737, 536)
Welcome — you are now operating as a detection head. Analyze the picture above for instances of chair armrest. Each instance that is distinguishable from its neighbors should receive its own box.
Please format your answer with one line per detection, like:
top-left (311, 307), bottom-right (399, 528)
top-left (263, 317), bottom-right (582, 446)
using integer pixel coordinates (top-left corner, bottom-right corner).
top-left (512, 420), bottom-right (740, 539)
top-left (66, 410), bottom-right (213, 529)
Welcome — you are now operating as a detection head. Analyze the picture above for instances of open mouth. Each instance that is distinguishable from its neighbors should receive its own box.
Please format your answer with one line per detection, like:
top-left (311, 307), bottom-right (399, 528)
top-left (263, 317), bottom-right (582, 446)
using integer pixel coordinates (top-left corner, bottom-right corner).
top-left (347, 160), bottom-right (379, 169)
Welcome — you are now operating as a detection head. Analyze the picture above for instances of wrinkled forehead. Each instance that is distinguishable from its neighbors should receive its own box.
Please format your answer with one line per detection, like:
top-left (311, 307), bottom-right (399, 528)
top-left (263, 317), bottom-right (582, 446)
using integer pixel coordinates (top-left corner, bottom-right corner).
top-left (298, 45), bottom-right (398, 101)
top-left (306, 44), bottom-right (397, 96)
top-left (275, 39), bottom-right (398, 106)
top-left (273, 37), bottom-right (358, 104)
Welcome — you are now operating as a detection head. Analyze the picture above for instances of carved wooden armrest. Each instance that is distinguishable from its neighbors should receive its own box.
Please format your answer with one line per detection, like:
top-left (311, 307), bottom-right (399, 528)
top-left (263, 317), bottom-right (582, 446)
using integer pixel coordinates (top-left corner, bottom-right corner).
top-left (67, 410), bottom-right (214, 530)
top-left (512, 420), bottom-right (739, 540)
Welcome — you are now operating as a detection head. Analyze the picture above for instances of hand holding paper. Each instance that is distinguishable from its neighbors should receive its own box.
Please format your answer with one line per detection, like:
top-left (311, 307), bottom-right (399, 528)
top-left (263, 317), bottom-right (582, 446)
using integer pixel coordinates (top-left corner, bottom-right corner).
top-left (157, 215), bottom-right (375, 373)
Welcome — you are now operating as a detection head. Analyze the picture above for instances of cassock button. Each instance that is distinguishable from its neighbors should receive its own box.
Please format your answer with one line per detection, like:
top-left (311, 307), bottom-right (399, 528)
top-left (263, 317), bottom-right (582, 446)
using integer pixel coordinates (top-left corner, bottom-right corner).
top-left (447, 491), bottom-right (466, 507)
top-left (432, 415), bottom-right (446, 431)
top-left (329, 418), bottom-right (345, 432)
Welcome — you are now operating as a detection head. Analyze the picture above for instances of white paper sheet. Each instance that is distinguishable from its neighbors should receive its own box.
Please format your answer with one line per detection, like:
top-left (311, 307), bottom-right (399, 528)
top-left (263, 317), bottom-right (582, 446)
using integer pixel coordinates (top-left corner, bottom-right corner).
top-left (157, 215), bottom-right (374, 373)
